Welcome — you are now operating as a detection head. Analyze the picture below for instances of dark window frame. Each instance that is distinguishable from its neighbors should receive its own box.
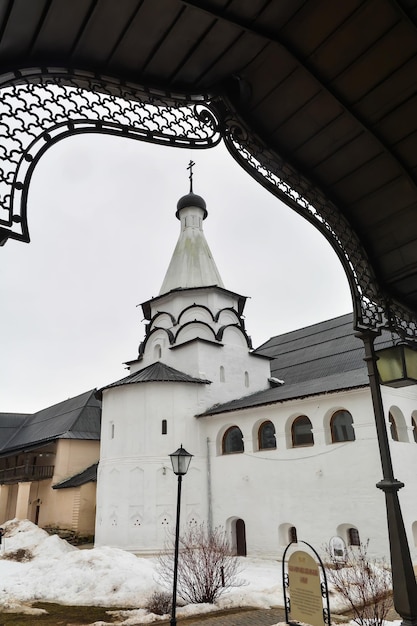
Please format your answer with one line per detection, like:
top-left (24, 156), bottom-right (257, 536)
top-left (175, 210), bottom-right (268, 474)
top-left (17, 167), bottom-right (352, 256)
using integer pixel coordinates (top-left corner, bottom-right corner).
top-left (348, 527), bottom-right (360, 546)
top-left (330, 410), bottom-right (355, 443)
top-left (389, 412), bottom-right (399, 441)
top-left (292, 415), bottom-right (314, 447)
top-left (289, 526), bottom-right (298, 543)
top-left (222, 426), bottom-right (244, 455)
top-left (412, 417), bottom-right (417, 443)
top-left (258, 420), bottom-right (276, 450)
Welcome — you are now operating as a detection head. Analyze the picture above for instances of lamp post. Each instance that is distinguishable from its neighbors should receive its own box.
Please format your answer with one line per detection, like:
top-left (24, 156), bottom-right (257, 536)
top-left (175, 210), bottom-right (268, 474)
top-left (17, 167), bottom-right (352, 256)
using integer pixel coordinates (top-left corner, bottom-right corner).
top-left (357, 330), bottom-right (417, 626)
top-left (169, 445), bottom-right (193, 626)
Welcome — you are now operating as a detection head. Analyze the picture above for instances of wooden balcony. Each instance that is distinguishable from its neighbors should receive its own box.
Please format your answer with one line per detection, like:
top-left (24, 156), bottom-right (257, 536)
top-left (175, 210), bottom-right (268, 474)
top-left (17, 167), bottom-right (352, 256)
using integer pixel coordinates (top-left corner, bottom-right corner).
top-left (0, 464), bottom-right (54, 484)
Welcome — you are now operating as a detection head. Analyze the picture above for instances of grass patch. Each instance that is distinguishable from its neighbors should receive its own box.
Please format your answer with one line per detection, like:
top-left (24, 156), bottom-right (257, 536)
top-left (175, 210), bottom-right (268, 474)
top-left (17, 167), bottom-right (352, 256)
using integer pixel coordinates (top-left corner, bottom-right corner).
top-left (0, 602), bottom-right (123, 625)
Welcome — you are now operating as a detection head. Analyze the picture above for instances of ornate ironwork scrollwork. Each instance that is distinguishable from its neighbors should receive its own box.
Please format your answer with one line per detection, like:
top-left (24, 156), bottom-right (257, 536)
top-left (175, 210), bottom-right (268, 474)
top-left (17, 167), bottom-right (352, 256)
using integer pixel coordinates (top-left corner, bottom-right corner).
top-left (0, 68), bottom-right (221, 244)
top-left (221, 109), bottom-right (417, 341)
top-left (323, 606), bottom-right (331, 625)
top-left (0, 67), bottom-right (416, 339)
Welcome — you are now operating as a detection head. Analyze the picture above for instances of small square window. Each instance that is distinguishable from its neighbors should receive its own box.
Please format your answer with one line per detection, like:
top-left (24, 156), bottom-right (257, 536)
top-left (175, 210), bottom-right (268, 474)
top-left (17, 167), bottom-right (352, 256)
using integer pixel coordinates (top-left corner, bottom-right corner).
top-left (348, 527), bottom-right (360, 546)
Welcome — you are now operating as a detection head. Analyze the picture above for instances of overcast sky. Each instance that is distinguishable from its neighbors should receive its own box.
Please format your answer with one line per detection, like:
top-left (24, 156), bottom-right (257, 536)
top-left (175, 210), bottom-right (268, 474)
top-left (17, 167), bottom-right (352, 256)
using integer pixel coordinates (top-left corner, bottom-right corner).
top-left (1, 136), bottom-right (352, 413)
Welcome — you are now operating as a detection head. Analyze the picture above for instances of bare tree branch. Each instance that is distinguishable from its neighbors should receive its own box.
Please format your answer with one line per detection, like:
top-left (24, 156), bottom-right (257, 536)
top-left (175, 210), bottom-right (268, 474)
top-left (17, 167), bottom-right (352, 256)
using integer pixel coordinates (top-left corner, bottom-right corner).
top-left (324, 540), bottom-right (393, 626)
top-left (157, 524), bottom-right (245, 604)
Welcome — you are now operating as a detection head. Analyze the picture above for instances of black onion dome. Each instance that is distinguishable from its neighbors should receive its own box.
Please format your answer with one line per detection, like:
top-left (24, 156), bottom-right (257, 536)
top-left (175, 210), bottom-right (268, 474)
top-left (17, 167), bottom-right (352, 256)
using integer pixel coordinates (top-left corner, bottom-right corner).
top-left (176, 192), bottom-right (207, 219)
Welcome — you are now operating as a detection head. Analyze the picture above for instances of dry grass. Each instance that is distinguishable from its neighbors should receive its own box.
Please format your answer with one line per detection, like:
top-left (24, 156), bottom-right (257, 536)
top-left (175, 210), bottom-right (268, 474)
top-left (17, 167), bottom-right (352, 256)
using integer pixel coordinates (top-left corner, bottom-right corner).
top-left (0, 602), bottom-right (122, 625)
top-left (1, 548), bottom-right (33, 562)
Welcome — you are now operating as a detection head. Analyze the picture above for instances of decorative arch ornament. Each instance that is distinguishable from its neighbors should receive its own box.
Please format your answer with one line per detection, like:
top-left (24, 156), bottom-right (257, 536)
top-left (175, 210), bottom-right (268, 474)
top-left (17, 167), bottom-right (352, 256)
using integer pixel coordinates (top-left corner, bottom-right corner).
top-left (0, 68), bottom-right (221, 245)
top-left (138, 326), bottom-right (175, 358)
top-left (1, 67), bottom-right (416, 340)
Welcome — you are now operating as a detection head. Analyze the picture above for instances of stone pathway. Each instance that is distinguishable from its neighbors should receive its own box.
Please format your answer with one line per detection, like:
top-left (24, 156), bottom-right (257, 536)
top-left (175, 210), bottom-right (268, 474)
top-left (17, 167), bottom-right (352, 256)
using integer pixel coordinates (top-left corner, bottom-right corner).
top-left (155, 602), bottom-right (400, 625)
top-left (158, 607), bottom-right (286, 625)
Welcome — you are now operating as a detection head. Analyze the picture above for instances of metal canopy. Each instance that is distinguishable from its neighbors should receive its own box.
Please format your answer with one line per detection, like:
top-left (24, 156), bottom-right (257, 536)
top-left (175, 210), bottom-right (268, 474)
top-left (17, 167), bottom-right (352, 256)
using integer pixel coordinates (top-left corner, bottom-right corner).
top-left (1, 0), bottom-right (417, 337)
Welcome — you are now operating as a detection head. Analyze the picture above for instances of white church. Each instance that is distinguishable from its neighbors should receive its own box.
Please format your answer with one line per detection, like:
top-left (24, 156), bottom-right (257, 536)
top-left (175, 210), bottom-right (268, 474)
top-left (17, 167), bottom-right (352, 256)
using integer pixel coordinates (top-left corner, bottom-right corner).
top-left (95, 186), bottom-right (417, 562)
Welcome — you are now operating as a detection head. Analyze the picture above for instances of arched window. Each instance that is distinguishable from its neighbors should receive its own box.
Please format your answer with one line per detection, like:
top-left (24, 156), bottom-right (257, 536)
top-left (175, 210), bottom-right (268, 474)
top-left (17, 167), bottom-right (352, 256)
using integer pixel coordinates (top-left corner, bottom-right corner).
top-left (222, 426), bottom-right (244, 454)
top-left (220, 365), bottom-right (225, 382)
top-left (289, 526), bottom-right (298, 543)
top-left (389, 412), bottom-right (399, 441)
top-left (154, 344), bottom-right (162, 359)
top-left (258, 421), bottom-right (276, 450)
top-left (330, 410), bottom-right (355, 443)
top-left (388, 407), bottom-right (409, 442)
top-left (244, 371), bottom-right (249, 387)
top-left (161, 419), bottom-right (167, 435)
top-left (348, 527), bottom-right (360, 546)
top-left (412, 417), bottom-right (417, 443)
top-left (292, 416), bottom-right (314, 447)
top-left (330, 536), bottom-right (346, 560)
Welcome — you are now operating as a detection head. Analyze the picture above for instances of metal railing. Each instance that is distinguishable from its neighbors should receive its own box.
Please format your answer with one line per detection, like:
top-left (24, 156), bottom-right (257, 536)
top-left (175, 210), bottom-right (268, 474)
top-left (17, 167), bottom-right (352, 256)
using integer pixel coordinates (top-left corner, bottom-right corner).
top-left (0, 464), bottom-right (54, 484)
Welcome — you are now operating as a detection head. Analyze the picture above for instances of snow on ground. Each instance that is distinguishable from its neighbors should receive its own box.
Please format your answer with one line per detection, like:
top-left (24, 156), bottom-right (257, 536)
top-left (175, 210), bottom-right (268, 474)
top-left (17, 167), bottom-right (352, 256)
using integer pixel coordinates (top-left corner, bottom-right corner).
top-left (0, 519), bottom-right (391, 626)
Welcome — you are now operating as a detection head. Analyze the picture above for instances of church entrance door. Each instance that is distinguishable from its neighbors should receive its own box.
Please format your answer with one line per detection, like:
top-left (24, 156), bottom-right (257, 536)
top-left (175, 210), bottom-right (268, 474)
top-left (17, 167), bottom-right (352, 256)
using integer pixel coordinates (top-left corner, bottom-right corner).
top-left (236, 519), bottom-right (247, 556)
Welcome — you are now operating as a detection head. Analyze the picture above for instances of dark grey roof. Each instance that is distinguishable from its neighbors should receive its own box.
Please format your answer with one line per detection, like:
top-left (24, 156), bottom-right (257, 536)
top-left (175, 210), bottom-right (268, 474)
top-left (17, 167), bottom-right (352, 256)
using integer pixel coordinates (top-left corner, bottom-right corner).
top-left (257, 313), bottom-right (394, 384)
top-left (53, 463), bottom-right (98, 490)
top-left (97, 361), bottom-right (211, 398)
top-left (199, 313), bottom-right (395, 416)
top-left (0, 390), bottom-right (101, 455)
top-left (0, 413), bottom-right (30, 448)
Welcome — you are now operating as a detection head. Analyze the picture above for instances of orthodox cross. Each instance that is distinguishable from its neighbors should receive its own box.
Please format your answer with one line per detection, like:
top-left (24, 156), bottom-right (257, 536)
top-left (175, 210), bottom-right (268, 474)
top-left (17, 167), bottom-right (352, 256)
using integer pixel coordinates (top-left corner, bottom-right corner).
top-left (187, 160), bottom-right (195, 192)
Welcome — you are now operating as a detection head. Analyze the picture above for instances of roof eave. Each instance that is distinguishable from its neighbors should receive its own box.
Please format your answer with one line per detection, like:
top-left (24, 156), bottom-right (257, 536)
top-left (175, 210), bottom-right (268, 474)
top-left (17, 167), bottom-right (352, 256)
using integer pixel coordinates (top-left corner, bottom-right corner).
top-left (197, 384), bottom-right (370, 417)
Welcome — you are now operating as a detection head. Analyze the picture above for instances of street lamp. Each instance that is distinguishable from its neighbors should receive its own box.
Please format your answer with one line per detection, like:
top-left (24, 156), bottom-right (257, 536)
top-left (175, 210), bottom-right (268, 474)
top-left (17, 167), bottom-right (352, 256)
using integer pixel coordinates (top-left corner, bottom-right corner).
top-left (376, 343), bottom-right (417, 387)
top-left (169, 445), bottom-right (192, 626)
top-left (358, 331), bottom-right (417, 625)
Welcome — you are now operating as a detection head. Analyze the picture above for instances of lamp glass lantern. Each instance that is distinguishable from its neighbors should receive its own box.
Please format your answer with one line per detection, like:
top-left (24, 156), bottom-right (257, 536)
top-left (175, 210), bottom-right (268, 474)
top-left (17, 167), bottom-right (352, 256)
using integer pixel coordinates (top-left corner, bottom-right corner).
top-left (169, 445), bottom-right (193, 476)
top-left (376, 344), bottom-right (417, 387)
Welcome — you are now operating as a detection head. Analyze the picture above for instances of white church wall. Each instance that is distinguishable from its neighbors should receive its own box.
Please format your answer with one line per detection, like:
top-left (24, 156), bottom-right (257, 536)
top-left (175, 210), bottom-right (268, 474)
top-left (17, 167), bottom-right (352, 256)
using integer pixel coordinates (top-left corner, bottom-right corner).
top-left (97, 361), bottom-right (417, 560)
top-left (201, 388), bottom-right (401, 560)
top-left (138, 338), bottom-right (271, 409)
top-left (99, 383), bottom-right (207, 457)
top-left (95, 382), bottom-right (209, 552)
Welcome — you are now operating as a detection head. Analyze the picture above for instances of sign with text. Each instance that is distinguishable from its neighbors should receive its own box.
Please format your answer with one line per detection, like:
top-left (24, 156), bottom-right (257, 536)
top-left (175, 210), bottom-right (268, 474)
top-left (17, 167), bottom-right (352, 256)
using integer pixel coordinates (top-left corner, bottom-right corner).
top-left (288, 550), bottom-right (324, 626)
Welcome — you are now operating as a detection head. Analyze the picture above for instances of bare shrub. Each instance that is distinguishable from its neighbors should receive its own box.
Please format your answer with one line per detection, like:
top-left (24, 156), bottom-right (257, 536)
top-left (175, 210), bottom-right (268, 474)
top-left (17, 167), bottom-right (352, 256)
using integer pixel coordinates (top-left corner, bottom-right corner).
top-left (44, 525), bottom-right (94, 545)
top-left (1, 548), bottom-right (33, 562)
top-left (324, 540), bottom-right (392, 626)
top-left (157, 524), bottom-right (245, 604)
top-left (145, 590), bottom-right (172, 615)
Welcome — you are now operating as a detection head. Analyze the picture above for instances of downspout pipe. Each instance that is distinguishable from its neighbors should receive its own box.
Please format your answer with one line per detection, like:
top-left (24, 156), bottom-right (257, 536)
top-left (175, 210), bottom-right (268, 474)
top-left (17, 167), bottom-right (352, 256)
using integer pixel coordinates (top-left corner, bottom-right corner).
top-left (206, 437), bottom-right (213, 534)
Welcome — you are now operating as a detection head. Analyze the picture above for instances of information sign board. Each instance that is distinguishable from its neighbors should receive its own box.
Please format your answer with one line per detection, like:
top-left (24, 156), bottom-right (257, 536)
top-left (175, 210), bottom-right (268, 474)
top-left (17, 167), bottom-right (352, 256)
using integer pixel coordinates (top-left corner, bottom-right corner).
top-left (288, 550), bottom-right (324, 626)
